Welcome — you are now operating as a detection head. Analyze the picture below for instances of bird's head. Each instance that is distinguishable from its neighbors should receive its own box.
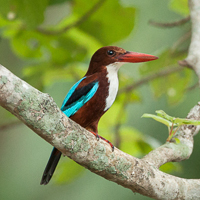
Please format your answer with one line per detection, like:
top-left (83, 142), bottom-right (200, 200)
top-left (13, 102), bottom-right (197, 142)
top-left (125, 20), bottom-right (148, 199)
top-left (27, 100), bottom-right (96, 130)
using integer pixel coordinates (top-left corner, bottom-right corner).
top-left (86, 46), bottom-right (158, 75)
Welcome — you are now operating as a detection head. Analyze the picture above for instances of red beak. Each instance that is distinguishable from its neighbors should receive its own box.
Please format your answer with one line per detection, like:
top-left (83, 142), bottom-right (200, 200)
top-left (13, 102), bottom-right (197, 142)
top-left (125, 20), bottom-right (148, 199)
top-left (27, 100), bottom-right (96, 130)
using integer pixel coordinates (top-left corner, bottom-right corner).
top-left (118, 51), bottom-right (158, 63)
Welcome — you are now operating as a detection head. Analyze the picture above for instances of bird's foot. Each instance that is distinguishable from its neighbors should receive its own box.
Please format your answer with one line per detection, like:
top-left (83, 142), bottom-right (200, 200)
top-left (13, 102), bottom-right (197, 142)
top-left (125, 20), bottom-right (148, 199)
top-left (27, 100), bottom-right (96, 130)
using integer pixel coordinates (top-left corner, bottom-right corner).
top-left (90, 132), bottom-right (114, 151)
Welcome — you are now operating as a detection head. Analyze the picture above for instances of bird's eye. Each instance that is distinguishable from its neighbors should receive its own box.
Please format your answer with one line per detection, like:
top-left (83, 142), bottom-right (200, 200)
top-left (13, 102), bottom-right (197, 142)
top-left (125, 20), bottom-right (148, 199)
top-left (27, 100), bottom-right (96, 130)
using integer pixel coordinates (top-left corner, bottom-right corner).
top-left (107, 50), bottom-right (116, 56)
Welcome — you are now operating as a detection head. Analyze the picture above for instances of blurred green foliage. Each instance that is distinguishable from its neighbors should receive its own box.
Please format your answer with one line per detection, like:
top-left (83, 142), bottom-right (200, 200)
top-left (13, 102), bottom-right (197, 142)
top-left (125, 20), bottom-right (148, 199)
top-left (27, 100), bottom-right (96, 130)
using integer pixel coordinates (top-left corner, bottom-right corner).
top-left (0, 0), bottom-right (198, 200)
top-left (140, 50), bottom-right (192, 104)
top-left (0, 0), bottom-right (135, 91)
top-left (55, 159), bottom-right (85, 184)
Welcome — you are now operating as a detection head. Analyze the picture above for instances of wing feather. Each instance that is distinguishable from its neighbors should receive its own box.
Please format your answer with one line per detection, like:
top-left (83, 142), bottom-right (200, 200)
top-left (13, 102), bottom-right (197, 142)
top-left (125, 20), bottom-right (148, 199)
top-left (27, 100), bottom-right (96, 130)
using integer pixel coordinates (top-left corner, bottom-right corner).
top-left (61, 78), bottom-right (99, 117)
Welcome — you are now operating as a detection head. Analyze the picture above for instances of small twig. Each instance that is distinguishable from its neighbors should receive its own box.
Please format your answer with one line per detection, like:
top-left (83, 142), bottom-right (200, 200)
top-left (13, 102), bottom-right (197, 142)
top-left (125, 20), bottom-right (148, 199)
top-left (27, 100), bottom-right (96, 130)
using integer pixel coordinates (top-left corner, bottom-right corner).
top-left (178, 60), bottom-right (193, 69)
top-left (149, 16), bottom-right (190, 28)
top-left (167, 122), bottom-right (180, 142)
top-left (37, 0), bottom-right (106, 35)
top-left (167, 122), bottom-right (174, 142)
top-left (186, 82), bottom-right (198, 91)
top-left (171, 31), bottom-right (191, 53)
top-left (119, 66), bottom-right (184, 94)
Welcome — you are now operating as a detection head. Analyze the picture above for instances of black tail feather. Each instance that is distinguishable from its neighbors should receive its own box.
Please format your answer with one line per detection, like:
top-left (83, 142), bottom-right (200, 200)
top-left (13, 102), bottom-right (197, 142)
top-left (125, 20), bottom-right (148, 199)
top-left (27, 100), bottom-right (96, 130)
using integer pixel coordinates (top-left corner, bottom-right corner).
top-left (40, 147), bottom-right (61, 185)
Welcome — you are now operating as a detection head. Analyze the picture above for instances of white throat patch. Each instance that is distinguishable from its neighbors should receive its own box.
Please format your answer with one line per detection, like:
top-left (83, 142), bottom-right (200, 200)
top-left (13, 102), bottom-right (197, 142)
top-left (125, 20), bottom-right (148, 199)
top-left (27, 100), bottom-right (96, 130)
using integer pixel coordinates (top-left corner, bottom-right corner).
top-left (104, 62), bottom-right (125, 111)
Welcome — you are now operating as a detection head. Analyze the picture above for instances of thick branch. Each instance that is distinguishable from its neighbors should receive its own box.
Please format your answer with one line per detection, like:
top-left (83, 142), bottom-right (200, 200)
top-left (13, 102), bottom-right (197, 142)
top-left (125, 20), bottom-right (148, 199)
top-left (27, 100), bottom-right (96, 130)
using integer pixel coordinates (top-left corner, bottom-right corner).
top-left (1, 64), bottom-right (200, 199)
top-left (185, 0), bottom-right (200, 82)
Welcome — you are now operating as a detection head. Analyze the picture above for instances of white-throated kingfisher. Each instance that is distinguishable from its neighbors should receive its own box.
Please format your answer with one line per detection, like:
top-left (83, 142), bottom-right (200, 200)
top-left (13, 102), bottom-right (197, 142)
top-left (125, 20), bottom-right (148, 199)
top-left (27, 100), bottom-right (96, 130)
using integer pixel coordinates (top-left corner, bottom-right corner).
top-left (40, 46), bottom-right (158, 185)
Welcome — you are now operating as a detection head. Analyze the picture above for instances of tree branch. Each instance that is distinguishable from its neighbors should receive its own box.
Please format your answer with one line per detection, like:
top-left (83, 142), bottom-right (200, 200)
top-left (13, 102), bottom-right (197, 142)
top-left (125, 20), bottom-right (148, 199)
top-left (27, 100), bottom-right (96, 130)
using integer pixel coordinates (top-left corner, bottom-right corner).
top-left (119, 66), bottom-right (183, 94)
top-left (1, 64), bottom-right (200, 199)
top-left (149, 16), bottom-right (190, 28)
top-left (185, 0), bottom-right (200, 82)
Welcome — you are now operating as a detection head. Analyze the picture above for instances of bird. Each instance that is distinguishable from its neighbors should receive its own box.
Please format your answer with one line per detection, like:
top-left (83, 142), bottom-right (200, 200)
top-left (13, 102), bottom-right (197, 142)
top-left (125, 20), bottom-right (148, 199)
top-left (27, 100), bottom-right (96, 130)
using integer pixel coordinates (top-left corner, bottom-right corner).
top-left (40, 46), bottom-right (158, 185)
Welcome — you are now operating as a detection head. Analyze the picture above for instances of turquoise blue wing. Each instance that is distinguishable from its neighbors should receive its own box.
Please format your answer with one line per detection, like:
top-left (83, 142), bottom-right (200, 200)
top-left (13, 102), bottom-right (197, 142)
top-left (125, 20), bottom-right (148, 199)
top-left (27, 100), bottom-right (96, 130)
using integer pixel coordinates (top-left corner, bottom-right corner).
top-left (61, 77), bottom-right (99, 117)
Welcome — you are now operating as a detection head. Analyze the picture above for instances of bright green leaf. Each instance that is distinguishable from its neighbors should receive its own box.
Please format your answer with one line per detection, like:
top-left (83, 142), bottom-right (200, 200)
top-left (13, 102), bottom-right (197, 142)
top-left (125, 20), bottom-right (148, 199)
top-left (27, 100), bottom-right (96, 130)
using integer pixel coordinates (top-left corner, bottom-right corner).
top-left (142, 113), bottom-right (173, 127)
top-left (73, 0), bottom-right (135, 45)
top-left (119, 126), bottom-right (153, 156)
top-left (156, 110), bottom-right (175, 121)
top-left (160, 162), bottom-right (182, 173)
top-left (49, 0), bottom-right (72, 6)
top-left (43, 63), bottom-right (86, 86)
top-left (54, 159), bottom-right (85, 184)
top-left (156, 110), bottom-right (200, 126)
top-left (117, 91), bottom-right (141, 104)
top-left (169, 0), bottom-right (189, 16)
top-left (0, 0), bottom-right (49, 28)
top-left (142, 110), bottom-right (200, 128)
top-left (173, 138), bottom-right (180, 144)
top-left (99, 102), bottom-right (127, 129)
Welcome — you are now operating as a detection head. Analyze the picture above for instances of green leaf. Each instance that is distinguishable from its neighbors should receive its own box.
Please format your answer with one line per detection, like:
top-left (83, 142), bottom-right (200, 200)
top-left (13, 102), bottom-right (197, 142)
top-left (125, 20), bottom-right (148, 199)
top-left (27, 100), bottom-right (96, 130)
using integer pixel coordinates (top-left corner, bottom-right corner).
top-left (23, 63), bottom-right (48, 90)
top-left (0, 0), bottom-right (49, 28)
top-left (100, 102), bottom-right (127, 128)
top-left (11, 31), bottom-right (44, 59)
top-left (156, 110), bottom-right (200, 126)
top-left (142, 110), bottom-right (200, 128)
top-left (173, 138), bottom-right (180, 144)
top-left (43, 63), bottom-right (86, 86)
top-left (117, 91), bottom-right (141, 104)
top-left (54, 159), bottom-right (85, 184)
top-left (165, 70), bottom-right (192, 105)
top-left (119, 126), bottom-right (153, 156)
top-left (11, 29), bottom-right (88, 61)
top-left (73, 0), bottom-right (135, 45)
top-left (66, 29), bottom-right (102, 56)
top-left (160, 162), bottom-right (182, 173)
top-left (49, 0), bottom-right (72, 6)
top-left (156, 110), bottom-right (175, 121)
top-left (142, 113), bottom-right (173, 127)
top-left (169, 0), bottom-right (189, 16)
top-left (0, 14), bottom-right (22, 38)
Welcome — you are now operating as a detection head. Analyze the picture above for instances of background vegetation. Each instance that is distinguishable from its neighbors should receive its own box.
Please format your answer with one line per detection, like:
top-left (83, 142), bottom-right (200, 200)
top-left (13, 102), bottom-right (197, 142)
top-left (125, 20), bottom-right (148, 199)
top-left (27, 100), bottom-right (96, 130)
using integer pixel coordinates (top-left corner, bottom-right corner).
top-left (0, 0), bottom-right (199, 199)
